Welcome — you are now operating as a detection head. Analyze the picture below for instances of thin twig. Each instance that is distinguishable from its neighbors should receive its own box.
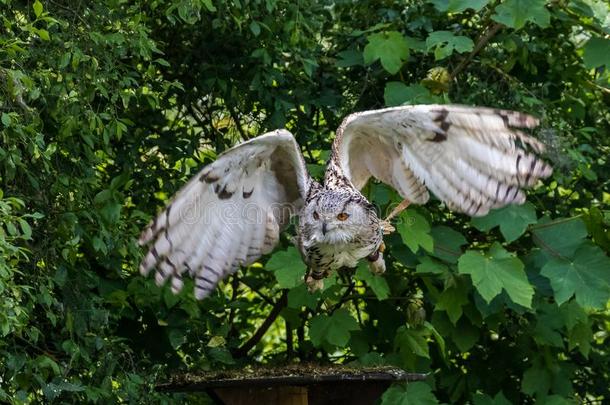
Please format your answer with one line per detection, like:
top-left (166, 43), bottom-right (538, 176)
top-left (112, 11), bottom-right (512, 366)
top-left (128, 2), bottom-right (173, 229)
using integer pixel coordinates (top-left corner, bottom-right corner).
top-left (286, 320), bottom-right (294, 360)
top-left (330, 279), bottom-right (356, 313)
top-left (232, 290), bottom-right (288, 358)
top-left (227, 103), bottom-right (249, 141)
top-left (451, 22), bottom-right (503, 79)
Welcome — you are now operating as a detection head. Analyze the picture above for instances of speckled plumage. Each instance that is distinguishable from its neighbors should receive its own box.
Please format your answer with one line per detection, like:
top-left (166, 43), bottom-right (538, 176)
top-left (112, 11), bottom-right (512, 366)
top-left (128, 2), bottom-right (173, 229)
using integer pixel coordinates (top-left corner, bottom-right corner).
top-left (139, 105), bottom-right (553, 299)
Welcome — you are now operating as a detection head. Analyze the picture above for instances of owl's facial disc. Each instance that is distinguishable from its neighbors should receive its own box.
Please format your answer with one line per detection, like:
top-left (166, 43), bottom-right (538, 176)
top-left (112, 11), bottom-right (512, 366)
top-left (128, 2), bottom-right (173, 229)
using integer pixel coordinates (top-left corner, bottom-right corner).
top-left (308, 194), bottom-right (367, 244)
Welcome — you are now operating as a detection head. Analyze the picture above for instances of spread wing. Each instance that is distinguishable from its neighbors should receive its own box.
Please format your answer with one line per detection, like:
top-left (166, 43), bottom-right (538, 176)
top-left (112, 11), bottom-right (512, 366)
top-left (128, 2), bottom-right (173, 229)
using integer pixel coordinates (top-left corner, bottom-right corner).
top-left (139, 129), bottom-right (310, 299)
top-left (332, 105), bottom-right (552, 216)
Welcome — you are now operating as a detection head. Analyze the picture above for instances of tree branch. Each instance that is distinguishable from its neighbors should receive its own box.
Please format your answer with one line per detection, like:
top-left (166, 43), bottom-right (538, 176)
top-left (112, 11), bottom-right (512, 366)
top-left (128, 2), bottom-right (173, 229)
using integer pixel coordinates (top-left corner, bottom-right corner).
top-left (227, 102), bottom-right (249, 141)
top-left (451, 22), bottom-right (503, 79)
top-left (232, 290), bottom-right (288, 358)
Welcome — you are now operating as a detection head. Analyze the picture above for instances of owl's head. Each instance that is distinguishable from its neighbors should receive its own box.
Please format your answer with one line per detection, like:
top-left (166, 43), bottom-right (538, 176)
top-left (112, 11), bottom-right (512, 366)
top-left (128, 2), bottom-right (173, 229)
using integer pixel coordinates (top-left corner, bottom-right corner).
top-left (302, 190), bottom-right (376, 244)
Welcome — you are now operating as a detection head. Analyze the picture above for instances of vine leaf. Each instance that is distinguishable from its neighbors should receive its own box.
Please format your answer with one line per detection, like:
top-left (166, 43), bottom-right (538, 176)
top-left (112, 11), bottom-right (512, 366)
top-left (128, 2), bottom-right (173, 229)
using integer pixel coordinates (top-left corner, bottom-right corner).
top-left (458, 243), bottom-right (533, 308)
top-left (266, 247), bottom-right (306, 289)
top-left (430, 0), bottom-right (491, 13)
top-left (491, 0), bottom-right (550, 29)
top-left (531, 217), bottom-right (588, 257)
top-left (540, 243), bottom-right (610, 308)
top-left (287, 284), bottom-right (319, 310)
top-left (363, 31), bottom-right (410, 74)
top-left (397, 210), bottom-right (434, 253)
top-left (425, 30), bottom-right (474, 60)
top-left (384, 82), bottom-right (441, 106)
top-left (308, 309), bottom-right (359, 347)
top-left (521, 364), bottom-right (551, 397)
top-left (471, 202), bottom-right (537, 243)
top-left (355, 263), bottom-right (390, 300)
top-left (381, 381), bottom-right (440, 405)
top-left (473, 392), bottom-right (512, 405)
top-left (583, 37), bottom-right (610, 68)
top-left (430, 226), bottom-right (467, 263)
top-left (436, 283), bottom-right (469, 324)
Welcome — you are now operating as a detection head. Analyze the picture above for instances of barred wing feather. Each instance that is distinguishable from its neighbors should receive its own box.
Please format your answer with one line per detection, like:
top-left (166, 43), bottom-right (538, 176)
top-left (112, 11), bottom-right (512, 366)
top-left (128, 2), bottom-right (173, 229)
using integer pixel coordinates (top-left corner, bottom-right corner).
top-left (333, 105), bottom-right (552, 216)
top-left (138, 130), bottom-right (310, 299)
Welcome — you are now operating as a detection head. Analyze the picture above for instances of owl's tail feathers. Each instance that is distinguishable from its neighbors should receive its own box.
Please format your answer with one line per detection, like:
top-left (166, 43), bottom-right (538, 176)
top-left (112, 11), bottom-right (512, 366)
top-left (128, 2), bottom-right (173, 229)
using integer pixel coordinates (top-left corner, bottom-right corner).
top-left (382, 199), bottom-right (411, 234)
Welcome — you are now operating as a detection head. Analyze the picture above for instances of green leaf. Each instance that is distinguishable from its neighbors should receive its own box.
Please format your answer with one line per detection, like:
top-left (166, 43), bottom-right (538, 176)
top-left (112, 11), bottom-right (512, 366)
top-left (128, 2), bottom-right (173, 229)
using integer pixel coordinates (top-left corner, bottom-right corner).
top-left (395, 325), bottom-right (430, 359)
top-left (308, 308), bottom-right (359, 347)
top-left (37, 29), bottom-right (50, 41)
top-left (266, 247), bottom-right (307, 289)
top-left (568, 321), bottom-right (592, 357)
top-left (458, 243), bottom-right (533, 308)
top-left (540, 243), bottom-right (610, 308)
top-left (363, 31), bottom-right (409, 74)
top-left (202, 0), bottom-right (217, 11)
top-left (18, 219), bottom-right (32, 240)
top-left (430, 0), bottom-right (491, 12)
top-left (287, 284), bottom-right (319, 309)
top-left (559, 300), bottom-right (587, 330)
top-left (384, 82), bottom-right (441, 106)
top-left (249, 21), bottom-right (261, 37)
top-left (471, 202), bottom-right (537, 243)
top-left (521, 364), bottom-right (551, 397)
top-left (92, 236), bottom-right (107, 254)
top-left (426, 31), bottom-right (474, 60)
top-left (381, 382), bottom-right (439, 405)
top-left (492, 0), bottom-right (550, 29)
top-left (543, 396), bottom-right (578, 405)
top-left (355, 262), bottom-right (390, 300)
top-left (397, 209), bottom-right (434, 253)
top-left (452, 319), bottom-right (480, 351)
top-left (435, 283), bottom-right (469, 324)
top-left (33, 0), bottom-right (43, 18)
top-left (336, 49), bottom-right (364, 67)
top-left (416, 256), bottom-right (448, 275)
top-left (531, 217), bottom-right (588, 258)
top-left (1, 113), bottom-right (11, 127)
top-left (583, 37), bottom-right (610, 68)
top-left (430, 226), bottom-right (467, 263)
top-left (473, 392), bottom-right (512, 405)
top-left (208, 347), bottom-right (235, 364)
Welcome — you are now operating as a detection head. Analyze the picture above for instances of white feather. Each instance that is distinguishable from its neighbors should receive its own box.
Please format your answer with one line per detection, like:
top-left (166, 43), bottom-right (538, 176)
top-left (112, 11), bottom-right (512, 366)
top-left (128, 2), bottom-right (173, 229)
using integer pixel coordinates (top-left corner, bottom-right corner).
top-left (334, 105), bottom-right (552, 217)
top-left (139, 130), bottom-right (309, 299)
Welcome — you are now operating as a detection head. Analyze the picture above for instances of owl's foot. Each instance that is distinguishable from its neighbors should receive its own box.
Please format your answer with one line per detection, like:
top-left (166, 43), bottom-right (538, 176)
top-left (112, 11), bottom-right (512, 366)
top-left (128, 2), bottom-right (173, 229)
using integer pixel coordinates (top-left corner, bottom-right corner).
top-left (305, 275), bottom-right (325, 292)
top-left (367, 249), bottom-right (386, 275)
top-left (382, 199), bottom-right (411, 235)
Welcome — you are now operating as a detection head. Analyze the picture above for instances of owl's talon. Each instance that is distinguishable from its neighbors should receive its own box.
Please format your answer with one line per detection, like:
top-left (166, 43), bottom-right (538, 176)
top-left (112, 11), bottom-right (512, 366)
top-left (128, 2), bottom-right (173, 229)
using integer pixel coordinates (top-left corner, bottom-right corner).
top-left (367, 250), bottom-right (386, 275)
top-left (305, 275), bottom-right (324, 292)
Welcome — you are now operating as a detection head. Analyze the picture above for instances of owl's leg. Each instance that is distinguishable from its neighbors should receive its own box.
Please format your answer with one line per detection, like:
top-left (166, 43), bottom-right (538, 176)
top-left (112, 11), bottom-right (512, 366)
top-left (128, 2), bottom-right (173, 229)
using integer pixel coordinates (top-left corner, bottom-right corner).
top-left (381, 199), bottom-right (411, 234)
top-left (305, 268), bottom-right (327, 292)
top-left (367, 242), bottom-right (386, 275)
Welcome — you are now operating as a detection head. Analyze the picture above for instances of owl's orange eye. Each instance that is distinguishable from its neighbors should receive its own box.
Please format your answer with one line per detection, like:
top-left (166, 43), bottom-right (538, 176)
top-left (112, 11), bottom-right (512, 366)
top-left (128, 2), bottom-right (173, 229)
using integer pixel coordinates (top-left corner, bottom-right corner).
top-left (313, 211), bottom-right (320, 220)
top-left (337, 212), bottom-right (349, 221)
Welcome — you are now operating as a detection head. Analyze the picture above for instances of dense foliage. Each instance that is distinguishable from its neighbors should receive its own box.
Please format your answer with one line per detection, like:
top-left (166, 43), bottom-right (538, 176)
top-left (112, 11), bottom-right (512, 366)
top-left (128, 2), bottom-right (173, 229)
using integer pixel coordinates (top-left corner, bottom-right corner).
top-left (1, 0), bottom-right (609, 403)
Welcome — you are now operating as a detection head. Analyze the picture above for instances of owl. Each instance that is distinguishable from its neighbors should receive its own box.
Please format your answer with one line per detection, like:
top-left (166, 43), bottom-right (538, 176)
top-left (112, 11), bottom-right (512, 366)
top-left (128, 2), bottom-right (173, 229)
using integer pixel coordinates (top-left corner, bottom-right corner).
top-left (138, 105), bottom-right (552, 299)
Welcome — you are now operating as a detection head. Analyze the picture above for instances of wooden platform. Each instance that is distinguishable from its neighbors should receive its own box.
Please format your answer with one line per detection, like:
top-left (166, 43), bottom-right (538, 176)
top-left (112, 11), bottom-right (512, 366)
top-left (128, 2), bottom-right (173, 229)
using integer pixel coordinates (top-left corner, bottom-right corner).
top-left (157, 365), bottom-right (427, 405)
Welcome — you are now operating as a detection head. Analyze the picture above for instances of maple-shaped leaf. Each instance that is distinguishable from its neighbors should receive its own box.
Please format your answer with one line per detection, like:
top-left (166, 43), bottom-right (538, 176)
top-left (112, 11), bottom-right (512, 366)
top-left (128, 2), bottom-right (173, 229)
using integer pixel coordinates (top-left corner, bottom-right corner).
top-left (266, 247), bottom-right (306, 289)
top-left (471, 202), bottom-right (537, 243)
top-left (397, 209), bottom-right (434, 253)
top-left (492, 0), bottom-right (550, 29)
top-left (308, 308), bottom-right (359, 347)
top-left (363, 31), bottom-right (410, 74)
top-left (458, 242), bottom-right (533, 308)
top-left (541, 243), bottom-right (610, 308)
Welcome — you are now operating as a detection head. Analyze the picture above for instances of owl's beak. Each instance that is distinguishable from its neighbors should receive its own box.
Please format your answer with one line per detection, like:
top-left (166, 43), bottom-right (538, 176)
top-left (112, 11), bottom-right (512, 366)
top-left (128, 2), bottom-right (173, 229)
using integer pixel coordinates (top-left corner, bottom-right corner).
top-left (322, 222), bottom-right (328, 235)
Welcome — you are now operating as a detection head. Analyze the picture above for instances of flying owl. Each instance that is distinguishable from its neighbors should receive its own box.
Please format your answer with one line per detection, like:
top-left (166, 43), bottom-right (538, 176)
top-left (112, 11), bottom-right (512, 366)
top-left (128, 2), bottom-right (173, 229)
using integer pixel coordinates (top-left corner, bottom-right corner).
top-left (138, 105), bottom-right (552, 299)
